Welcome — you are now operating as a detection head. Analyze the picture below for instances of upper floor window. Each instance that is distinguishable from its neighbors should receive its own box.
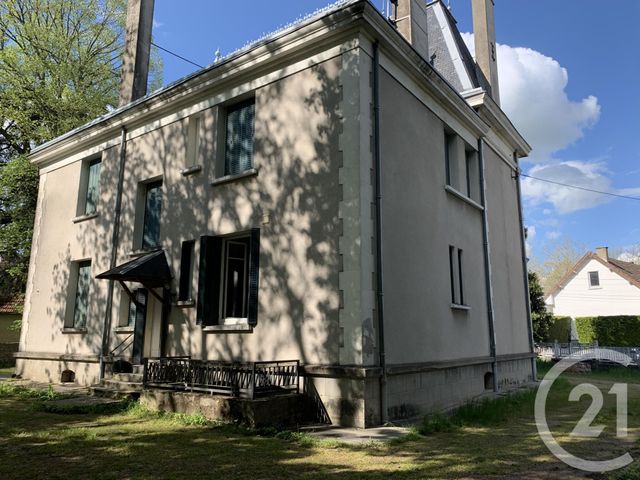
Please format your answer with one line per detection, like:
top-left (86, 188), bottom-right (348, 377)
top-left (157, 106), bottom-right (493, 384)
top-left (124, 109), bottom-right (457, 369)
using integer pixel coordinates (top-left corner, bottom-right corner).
top-left (76, 156), bottom-right (102, 218)
top-left (142, 181), bottom-right (163, 250)
top-left (588, 271), bottom-right (600, 288)
top-left (224, 99), bottom-right (255, 176)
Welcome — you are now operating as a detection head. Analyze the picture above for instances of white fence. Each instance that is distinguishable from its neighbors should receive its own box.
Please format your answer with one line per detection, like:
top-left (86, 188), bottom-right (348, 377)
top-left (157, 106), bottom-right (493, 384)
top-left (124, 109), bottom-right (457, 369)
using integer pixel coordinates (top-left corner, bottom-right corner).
top-left (536, 342), bottom-right (640, 365)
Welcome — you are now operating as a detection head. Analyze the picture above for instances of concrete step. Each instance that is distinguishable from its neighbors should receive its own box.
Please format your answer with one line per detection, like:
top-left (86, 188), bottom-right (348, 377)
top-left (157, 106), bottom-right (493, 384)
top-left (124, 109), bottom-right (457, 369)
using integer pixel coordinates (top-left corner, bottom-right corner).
top-left (132, 364), bottom-right (144, 375)
top-left (91, 386), bottom-right (141, 400)
top-left (110, 373), bottom-right (143, 383)
top-left (101, 379), bottom-right (143, 392)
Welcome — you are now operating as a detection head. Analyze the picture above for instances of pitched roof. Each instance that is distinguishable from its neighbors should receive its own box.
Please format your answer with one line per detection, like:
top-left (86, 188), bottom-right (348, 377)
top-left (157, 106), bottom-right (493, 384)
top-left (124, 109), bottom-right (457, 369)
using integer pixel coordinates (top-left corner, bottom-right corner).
top-left (546, 253), bottom-right (640, 299)
top-left (426, 0), bottom-right (485, 93)
top-left (0, 296), bottom-right (24, 314)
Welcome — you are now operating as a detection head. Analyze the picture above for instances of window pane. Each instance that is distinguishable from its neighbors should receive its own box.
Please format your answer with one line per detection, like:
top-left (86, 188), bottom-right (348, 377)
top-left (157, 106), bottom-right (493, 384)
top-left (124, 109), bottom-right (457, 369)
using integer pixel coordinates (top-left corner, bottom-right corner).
top-left (225, 100), bottom-right (255, 176)
top-left (127, 297), bottom-right (137, 327)
top-left (449, 246), bottom-right (456, 304)
top-left (589, 271), bottom-right (600, 287)
top-left (85, 159), bottom-right (101, 215)
top-left (179, 241), bottom-right (195, 301)
top-left (142, 182), bottom-right (162, 249)
top-left (223, 239), bottom-right (249, 318)
top-left (73, 261), bottom-right (91, 328)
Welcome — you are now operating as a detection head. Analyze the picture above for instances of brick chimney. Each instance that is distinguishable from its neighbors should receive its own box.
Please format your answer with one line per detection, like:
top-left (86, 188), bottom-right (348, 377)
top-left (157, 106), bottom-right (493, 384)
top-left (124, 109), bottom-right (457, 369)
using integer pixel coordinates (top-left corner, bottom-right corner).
top-left (471, 0), bottom-right (500, 105)
top-left (391, 0), bottom-right (429, 61)
top-left (596, 247), bottom-right (609, 262)
top-left (119, 0), bottom-right (155, 106)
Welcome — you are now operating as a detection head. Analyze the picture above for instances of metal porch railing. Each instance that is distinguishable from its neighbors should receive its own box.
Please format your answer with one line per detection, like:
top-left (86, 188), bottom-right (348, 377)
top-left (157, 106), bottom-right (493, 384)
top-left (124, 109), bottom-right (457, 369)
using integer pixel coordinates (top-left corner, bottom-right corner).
top-left (143, 357), bottom-right (300, 399)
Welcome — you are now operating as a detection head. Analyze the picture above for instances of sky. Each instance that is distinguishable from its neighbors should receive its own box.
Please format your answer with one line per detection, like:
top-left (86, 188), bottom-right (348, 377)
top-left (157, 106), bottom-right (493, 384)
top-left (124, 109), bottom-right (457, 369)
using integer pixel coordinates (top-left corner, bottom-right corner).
top-left (151, 0), bottom-right (640, 262)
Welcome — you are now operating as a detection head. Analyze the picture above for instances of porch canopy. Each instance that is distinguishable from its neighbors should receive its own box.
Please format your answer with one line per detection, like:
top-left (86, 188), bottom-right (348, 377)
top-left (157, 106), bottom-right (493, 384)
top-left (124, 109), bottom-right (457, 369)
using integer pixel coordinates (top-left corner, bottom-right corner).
top-left (96, 250), bottom-right (171, 289)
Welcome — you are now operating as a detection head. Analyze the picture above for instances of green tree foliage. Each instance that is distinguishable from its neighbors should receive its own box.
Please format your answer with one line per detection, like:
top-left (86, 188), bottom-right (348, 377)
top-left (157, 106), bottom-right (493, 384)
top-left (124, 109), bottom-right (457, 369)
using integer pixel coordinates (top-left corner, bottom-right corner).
top-left (0, 0), bottom-right (162, 294)
top-left (529, 271), bottom-right (553, 343)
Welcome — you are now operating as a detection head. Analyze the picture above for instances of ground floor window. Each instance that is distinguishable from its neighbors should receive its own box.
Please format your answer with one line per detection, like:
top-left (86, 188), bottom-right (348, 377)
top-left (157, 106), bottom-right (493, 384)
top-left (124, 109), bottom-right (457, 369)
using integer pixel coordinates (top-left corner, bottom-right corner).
top-left (71, 260), bottom-right (91, 328)
top-left (197, 229), bottom-right (260, 326)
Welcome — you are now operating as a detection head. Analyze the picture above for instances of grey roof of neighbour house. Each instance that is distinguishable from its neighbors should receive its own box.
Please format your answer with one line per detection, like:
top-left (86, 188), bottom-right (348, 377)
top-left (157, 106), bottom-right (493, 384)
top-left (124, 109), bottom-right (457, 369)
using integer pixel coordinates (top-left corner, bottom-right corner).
top-left (425, 0), bottom-right (488, 94)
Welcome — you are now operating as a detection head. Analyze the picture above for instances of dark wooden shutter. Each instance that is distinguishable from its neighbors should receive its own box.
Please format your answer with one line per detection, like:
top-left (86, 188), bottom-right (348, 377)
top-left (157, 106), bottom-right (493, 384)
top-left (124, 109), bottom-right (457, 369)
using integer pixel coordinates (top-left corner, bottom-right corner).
top-left (247, 228), bottom-right (261, 325)
top-left (197, 235), bottom-right (223, 325)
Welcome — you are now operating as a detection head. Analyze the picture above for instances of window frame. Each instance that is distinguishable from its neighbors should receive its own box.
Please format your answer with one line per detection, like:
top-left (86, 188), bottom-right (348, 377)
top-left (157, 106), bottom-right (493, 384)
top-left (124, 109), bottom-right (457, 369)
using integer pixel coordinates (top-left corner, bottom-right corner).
top-left (141, 180), bottom-right (163, 251)
top-left (220, 236), bottom-right (250, 322)
top-left (449, 246), bottom-right (467, 309)
top-left (66, 260), bottom-right (92, 330)
top-left (178, 240), bottom-right (196, 302)
top-left (223, 98), bottom-right (256, 177)
top-left (75, 155), bottom-right (102, 218)
top-left (588, 271), bottom-right (600, 288)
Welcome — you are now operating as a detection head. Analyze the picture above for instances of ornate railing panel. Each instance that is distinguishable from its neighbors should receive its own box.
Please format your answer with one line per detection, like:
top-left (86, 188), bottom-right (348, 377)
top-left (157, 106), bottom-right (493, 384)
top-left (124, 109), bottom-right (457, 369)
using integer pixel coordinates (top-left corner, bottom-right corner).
top-left (143, 358), bottom-right (300, 399)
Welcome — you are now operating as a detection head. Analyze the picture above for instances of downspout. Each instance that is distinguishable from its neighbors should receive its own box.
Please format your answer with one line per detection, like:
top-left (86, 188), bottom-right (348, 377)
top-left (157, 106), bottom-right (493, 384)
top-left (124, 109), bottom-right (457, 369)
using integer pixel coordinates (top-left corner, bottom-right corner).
top-left (372, 40), bottom-right (388, 424)
top-left (514, 154), bottom-right (537, 381)
top-left (99, 127), bottom-right (127, 380)
top-left (478, 139), bottom-right (498, 391)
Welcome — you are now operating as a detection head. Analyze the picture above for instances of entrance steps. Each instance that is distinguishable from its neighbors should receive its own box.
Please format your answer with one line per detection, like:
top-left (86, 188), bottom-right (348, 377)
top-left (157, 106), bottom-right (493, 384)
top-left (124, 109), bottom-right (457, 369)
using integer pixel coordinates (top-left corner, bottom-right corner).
top-left (91, 366), bottom-right (144, 400)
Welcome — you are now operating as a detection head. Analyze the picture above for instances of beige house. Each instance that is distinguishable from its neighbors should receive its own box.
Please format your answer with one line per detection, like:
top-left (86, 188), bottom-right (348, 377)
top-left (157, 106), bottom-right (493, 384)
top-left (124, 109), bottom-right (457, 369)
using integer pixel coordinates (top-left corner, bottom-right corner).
top-left (16, 0), bottom-right (534, 427)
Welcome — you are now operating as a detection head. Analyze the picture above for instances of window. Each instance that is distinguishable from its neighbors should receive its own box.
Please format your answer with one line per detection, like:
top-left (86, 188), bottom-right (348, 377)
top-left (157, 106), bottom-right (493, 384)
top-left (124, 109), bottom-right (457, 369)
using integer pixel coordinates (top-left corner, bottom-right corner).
top-left (444, 131), bottom-right (456, 188)
top-left (588, 271), bottom-right (600, 288)
top-left (72, 261), bottom-right (91, 328)
top-left (224, 99), bottom-right (255, 176)
top-left (127, 289), bottom-right (147, 327)
top-left (449, 246), bottom-right (465, 306)
top-left (142, 181), bottom-right (163, 250)
top-left (197, 229), bottom-right (261, 326)
top-left (84, 159), bottom-right (102, 215)
top-left (178, 240), bottom-right (195, 301)
top-left (464, 148), bottom-right (480, 203)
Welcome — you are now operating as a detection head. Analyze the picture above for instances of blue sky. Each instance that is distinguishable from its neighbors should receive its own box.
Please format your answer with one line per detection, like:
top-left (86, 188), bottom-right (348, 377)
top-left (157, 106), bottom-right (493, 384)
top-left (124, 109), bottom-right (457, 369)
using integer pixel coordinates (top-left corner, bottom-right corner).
top-left (152, 0), bottom-right (640, 261)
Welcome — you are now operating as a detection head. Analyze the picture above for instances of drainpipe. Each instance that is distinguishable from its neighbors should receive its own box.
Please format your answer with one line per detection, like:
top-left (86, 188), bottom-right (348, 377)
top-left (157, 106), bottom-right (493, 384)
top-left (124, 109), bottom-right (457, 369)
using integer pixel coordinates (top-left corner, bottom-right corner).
top-left (478, 139), bottom-right (498, 391)
top-left (514, 154), bottom-right (537, 381)
top-left (99, 127), bottom-right (128, 380)
top-left (372, 40), bottom-right (388, 424)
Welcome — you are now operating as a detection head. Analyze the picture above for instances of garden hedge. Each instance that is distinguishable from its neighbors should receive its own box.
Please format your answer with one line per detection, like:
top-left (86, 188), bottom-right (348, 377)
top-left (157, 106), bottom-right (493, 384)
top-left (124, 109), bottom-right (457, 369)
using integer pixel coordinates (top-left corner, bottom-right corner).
top-left (575, 316), bottom-right (640, 346)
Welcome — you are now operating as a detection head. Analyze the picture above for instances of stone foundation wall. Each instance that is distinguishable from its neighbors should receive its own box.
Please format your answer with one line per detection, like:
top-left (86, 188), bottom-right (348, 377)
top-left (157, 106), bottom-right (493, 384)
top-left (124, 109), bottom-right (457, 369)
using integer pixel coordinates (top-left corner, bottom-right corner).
top-left (140, 390), bottom-right (302, 428)
top-left (15, 358), bottom-right (100, 385)
top-left (0, 343), bottom-right (18, 367)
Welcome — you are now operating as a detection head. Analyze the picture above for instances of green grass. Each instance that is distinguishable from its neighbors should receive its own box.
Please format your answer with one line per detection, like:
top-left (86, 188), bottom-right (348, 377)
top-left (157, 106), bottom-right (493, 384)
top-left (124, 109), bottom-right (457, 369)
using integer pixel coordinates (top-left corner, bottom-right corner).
top-left (1, 374), bottom-right (640, 479)
top-left (0, 366), bottom-right (15, 377)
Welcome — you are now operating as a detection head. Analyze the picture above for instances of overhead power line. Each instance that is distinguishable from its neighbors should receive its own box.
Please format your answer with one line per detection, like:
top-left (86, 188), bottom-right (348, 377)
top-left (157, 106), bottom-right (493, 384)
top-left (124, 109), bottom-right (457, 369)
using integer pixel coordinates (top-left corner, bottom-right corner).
top-left (151, 41), bottom-right (204, 69)
top-left (520, 173), bottom-right (640, 202)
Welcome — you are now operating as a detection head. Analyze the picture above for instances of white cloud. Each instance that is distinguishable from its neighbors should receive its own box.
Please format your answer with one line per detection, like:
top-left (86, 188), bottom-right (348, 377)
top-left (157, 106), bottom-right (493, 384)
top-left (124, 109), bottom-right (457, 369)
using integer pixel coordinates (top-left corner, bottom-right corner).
top-left (546, 231), bottom-right (561, 240)
top-left (153, 19), bottom-right (164, 29)
top-left (525, 225), bottom-right (536, 256)
top-left (461, 34), bottom-right (640, 214)
top-left (461, 33), bottom-right (600, 161)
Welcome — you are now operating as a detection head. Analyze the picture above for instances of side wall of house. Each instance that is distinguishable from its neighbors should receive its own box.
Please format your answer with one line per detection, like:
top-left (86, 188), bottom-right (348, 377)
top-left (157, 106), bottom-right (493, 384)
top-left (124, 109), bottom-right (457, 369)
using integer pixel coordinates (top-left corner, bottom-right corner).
top-left (549, 259), bottom-right (640, 317)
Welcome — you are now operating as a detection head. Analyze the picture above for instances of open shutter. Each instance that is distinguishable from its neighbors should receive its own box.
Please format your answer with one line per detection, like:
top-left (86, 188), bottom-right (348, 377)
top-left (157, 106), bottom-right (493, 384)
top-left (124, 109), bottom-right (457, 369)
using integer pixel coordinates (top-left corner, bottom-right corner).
top-left (197, 235), bottom-right (222, 325)
top-left (247, 228), bottom-right (261, 325)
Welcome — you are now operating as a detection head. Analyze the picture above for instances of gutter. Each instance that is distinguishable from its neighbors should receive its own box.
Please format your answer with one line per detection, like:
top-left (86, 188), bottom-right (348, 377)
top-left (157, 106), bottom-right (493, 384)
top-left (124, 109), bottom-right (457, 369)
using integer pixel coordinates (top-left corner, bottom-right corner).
top-left (514, 154), bottom-right (537, 381)
top-left (372, 40), bottom-right (388, 424)
top-left (478, 139), bottom-right (498, 391)
top-left (99, 127), bottom-right (128, 380)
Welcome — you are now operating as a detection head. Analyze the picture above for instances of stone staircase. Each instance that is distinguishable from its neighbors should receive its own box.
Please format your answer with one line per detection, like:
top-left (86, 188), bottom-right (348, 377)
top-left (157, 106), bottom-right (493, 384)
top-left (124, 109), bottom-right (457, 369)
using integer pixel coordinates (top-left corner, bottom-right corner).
top-left (91, 365), bottom-right (144, 400)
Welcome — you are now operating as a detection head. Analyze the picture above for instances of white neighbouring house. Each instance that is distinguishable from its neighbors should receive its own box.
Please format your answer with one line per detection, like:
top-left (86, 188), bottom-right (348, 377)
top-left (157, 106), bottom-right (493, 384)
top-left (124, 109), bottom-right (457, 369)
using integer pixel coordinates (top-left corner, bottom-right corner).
top-left (545, 247), bottom-right (640, 321)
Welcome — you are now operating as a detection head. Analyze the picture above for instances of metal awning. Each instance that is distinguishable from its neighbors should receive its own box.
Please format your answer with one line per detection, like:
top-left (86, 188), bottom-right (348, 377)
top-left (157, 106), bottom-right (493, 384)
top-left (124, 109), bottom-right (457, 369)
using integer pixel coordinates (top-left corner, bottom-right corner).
top-left (96, 250), bottom-right (172, 288)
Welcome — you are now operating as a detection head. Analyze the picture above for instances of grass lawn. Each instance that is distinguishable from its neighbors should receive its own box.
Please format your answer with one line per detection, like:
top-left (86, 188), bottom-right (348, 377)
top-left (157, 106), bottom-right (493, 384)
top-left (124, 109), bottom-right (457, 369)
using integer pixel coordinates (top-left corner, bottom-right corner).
top-left (2, 370), bottom-right (640, 479)
top-left (0, 366), bottom-right (15, 377)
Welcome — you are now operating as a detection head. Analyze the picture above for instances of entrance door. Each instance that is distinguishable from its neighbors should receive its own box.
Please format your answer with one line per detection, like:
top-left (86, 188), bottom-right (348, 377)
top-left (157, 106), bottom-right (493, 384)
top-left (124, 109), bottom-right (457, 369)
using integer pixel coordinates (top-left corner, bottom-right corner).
top-left (132, 288), bottom-right (148, 365)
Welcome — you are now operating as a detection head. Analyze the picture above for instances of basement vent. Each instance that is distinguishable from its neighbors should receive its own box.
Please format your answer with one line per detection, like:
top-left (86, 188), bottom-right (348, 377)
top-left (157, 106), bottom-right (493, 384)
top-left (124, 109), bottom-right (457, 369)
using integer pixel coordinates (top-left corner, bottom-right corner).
top-left (61, 370), bottom-right (75, 383)
top-left (484, 372), bottom-right (493, 391)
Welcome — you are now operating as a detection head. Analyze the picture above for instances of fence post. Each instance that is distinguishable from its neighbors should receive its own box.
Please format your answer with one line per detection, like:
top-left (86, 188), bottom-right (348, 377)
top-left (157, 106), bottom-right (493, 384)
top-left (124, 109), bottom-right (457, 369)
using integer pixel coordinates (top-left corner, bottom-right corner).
top-left (296, 361), bottom-right (300, 395)
top-left (249, 362), bottom-right (256, 400)
top-left (554, 340), bottom-right (559, 359)
top-left (594, 340), bottom-right (599, 361)
top-left (142, 358), bottom-right (148, 386)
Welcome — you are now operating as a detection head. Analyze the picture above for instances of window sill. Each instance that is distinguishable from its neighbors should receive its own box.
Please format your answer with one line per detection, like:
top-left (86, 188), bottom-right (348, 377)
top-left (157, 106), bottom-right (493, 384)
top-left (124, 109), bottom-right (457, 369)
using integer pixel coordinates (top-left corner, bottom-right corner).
top-left (181, 165), bottom-right (202, 176)
top-left (61, 328), bottom-right (88, 334)
top-left (128, 247), bottom-right (163, 258)
top-left (176, 299), bottom-right (195, 308)
top-left (202, 324), bottom-right (254, 333)
top-left (588, 286), bottom-right (602, 290)
top-left (72, 212), bottom-right (99, 224)
top-left (114, 327), bottom-right (134, 334)
top-left (444, 185), bottom-right (484, 211)
top-left (211, 168), bottom-right (259, 186)
top-left (450, 303), bottom-right (470, 311)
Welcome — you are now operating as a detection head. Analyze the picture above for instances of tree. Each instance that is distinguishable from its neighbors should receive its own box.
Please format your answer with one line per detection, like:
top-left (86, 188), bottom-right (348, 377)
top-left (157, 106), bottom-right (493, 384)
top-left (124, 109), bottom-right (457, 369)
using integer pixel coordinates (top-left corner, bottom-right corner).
top-left (0, 0), bottom-right (161, 294)
top-left (528, 238), bottom-right (584, 295)
top-left (529, 271), bottom-right (553, 343)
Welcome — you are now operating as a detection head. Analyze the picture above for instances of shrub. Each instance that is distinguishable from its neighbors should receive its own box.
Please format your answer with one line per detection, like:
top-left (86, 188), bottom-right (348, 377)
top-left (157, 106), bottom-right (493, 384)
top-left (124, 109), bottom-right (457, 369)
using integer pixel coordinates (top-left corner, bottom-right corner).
top-left (575, 316), bottom-right (640, 346)
top-left (546, 317), bottom-right (571, 342)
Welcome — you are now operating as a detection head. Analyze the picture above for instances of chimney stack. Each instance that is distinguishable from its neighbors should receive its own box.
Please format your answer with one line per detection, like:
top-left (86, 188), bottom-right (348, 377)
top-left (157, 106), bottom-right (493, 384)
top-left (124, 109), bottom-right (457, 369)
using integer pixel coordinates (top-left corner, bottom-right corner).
top-left (119, 0), bottom-right (155, 106)
top-left (596, 247), bottom-right (609, 262)
top-left (391, 0), bottom-right (429, 61)
top-left (471, 0), bottom-right (500, 105)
